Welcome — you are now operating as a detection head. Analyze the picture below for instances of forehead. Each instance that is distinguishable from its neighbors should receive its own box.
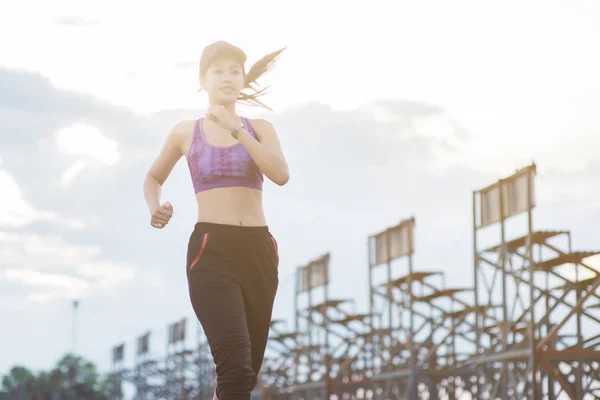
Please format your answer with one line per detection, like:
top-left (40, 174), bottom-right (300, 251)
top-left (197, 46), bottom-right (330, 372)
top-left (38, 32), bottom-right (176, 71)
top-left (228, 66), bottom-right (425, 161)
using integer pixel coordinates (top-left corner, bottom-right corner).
top-left (208, 57), bottom-right (243, 69)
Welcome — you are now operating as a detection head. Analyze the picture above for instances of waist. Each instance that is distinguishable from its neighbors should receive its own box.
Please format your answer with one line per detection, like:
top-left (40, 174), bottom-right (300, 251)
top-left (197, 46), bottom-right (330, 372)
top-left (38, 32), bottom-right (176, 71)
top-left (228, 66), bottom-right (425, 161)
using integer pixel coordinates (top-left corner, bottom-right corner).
top-left (195, 187), bottom-right (266, 226)
top-left (193, 221), bottom-right (269, 237)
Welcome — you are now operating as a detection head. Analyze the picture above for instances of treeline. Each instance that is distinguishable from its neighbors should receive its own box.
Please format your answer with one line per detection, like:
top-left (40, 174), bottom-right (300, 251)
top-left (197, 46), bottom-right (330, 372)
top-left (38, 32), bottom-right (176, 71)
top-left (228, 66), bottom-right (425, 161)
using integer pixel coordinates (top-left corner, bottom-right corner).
top-left (0, 353), bottom-right (114, 400)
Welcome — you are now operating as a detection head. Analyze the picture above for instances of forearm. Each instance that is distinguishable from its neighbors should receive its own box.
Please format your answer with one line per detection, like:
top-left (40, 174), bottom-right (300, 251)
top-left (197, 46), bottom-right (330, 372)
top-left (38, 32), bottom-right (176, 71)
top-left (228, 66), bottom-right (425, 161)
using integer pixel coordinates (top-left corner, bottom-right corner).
top-left (238, 129), bottom-right (289, 185)
top-left (143, 175), bottom-right (162, 213)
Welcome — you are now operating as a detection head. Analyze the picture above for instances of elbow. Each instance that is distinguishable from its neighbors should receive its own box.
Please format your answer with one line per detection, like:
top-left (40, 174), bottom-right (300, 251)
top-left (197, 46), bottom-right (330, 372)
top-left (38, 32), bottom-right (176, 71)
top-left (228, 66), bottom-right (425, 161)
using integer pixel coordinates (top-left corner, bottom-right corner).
top-left (276, 176), bottom-right (289, 186)
top-left (144, 172), bottom-right (163, 187)
top-left (274, 169), bottom-right (290, 186)
top-left (143, 174), bottom-right (154, 188)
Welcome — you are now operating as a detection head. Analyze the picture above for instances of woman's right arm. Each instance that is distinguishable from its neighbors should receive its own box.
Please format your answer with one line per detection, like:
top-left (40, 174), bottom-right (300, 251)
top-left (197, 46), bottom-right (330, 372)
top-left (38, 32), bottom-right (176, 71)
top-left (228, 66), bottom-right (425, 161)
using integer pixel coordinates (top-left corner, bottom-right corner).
top-left (143, 121), bottom-right (187, 214)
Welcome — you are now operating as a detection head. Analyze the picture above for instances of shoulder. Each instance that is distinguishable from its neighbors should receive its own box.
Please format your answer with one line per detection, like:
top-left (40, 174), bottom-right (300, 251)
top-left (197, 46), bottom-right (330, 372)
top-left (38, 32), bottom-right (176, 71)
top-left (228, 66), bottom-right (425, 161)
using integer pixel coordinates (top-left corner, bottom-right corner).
top-left (170, 119), bottom-right (196, 137)
top-left (248, 118), bottom-right (274, 130)
top-left (157, 119), bottom-right (196, 155)
top-left (167, 119), bottom-right (196, 144)
top-left (248, 118), bottom-right (277, 139)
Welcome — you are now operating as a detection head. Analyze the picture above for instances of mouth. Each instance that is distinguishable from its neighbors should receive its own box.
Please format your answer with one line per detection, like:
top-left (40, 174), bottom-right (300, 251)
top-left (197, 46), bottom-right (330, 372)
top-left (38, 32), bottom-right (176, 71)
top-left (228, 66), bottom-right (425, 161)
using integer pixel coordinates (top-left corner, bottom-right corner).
top-left (220, 86), bottom-right (235, 92)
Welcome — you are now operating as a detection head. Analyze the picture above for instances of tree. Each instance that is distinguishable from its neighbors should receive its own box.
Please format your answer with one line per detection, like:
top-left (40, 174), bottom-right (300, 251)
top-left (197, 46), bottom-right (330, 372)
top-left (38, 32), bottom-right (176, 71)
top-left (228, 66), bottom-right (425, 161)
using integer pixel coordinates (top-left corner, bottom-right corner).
top-left (1, 366), bottom-right (36, 399)
top-left (0, 353), bottom-right (110, 399)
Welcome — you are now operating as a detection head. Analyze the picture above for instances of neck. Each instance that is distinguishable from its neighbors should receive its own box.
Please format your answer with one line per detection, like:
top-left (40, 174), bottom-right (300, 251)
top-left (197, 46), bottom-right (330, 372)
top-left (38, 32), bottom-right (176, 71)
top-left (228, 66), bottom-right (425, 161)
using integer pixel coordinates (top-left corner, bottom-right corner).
top-left (210, 100), bottom-right (237, 116)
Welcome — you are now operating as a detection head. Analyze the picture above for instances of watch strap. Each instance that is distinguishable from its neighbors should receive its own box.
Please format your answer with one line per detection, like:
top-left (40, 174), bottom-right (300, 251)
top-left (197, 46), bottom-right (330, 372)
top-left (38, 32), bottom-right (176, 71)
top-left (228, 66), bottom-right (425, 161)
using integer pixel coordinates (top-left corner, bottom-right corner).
top-left (231, 122), bottom-right (244, 139)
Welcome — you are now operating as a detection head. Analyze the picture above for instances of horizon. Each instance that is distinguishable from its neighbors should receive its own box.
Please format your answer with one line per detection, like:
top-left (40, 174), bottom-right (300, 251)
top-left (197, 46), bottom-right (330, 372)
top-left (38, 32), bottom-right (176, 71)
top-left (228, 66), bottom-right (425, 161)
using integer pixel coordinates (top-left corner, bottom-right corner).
top-left (1, 1), bottom-right (599, 398)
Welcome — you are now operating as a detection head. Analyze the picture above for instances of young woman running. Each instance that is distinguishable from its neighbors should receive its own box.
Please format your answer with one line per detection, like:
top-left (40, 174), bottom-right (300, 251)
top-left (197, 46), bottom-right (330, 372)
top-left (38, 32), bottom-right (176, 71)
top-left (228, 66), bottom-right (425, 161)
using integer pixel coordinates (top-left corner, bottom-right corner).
top-left (143, 41), bottom-right (288, 400)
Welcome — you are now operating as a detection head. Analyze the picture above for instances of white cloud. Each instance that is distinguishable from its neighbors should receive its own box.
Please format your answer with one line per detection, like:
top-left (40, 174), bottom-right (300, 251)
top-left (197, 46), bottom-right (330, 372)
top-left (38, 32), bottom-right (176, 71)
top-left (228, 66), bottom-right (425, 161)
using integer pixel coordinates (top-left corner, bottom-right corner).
top-left (1, 1), bottom-right (597, 178)
top-left (57, 123), bottom-right (120, 165)
top-left (1, 11), bottom-right (600, 378)
top-left (0, 231), bottom-right (98, 265)
top-left (0, 231), bottom-right (138, 302)
top-left (0, 165), bottom-right (39, 227)
top-left (60, 160), bottom-right (89, 186)
top-left (0, 160), bottom-right (86, 229)
top-left (4, 269), bottom-right (89, 291)
top-left (536, 170), bottom-right (600, 210)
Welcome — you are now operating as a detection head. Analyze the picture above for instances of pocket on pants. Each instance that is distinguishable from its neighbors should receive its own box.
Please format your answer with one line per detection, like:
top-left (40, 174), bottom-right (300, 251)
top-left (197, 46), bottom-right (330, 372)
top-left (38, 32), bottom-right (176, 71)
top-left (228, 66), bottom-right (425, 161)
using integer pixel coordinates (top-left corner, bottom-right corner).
top-left (189, 232), bottom-right (210, 272)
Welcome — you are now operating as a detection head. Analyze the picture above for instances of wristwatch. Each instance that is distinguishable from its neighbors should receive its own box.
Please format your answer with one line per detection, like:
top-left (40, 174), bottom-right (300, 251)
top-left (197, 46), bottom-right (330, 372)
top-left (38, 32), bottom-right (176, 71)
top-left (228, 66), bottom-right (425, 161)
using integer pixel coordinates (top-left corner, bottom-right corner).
top-left (231, 122), bottom-right (244, 139)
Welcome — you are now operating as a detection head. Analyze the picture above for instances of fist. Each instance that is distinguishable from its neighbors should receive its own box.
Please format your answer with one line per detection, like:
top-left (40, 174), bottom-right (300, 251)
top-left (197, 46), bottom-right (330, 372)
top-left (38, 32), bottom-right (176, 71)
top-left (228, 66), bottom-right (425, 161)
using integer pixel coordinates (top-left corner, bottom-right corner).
top-left (150, 201), bottom-right (173, 229)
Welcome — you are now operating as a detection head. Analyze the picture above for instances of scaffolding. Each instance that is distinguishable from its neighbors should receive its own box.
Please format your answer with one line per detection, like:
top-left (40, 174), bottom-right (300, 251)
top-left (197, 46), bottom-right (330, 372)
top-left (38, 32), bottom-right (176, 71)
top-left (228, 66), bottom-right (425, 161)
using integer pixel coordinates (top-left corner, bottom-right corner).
top-left (260, 162), bottom-right (600, 399)
top-left (470, 163), bottom-right (600, 399)
top-left (106, 162), bottom-right (600, 399)
top-left (107, 318), bottom-right (216, 400)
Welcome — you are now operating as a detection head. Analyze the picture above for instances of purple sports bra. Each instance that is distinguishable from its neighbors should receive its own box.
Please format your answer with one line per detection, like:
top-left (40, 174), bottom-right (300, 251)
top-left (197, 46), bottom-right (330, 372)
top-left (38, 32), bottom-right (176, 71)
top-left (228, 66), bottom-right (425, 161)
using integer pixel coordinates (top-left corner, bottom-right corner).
top-left (186, 117), bottom-right (264, 193)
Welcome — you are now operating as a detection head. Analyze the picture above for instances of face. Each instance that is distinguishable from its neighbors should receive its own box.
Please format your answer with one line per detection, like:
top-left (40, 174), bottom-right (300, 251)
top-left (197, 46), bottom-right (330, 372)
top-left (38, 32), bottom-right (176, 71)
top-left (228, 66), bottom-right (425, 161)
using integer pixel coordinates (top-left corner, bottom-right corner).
top-left (200, 57), bottom-right (245, 105)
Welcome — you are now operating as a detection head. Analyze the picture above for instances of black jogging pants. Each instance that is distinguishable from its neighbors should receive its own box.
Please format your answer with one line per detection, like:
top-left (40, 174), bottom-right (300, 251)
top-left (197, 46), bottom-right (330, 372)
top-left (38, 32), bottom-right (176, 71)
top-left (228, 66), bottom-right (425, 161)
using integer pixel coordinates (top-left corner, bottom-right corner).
top-left (186, 222), bottom-right (279, 400)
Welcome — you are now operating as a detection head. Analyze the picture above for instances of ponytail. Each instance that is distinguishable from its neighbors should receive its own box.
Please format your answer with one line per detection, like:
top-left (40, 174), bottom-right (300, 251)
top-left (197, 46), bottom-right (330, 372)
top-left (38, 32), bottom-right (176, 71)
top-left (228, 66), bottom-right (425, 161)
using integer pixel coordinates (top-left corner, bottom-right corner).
top-left (237, 47), bottom-right (286, 111)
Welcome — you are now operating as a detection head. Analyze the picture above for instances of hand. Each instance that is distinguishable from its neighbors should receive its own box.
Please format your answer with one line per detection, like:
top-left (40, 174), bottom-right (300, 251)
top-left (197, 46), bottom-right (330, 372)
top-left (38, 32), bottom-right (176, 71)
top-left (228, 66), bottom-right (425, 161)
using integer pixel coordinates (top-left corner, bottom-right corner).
top-left (150, 201), bottom-right (173, 229)
top-left (205, 106), bottom-right (238, 132)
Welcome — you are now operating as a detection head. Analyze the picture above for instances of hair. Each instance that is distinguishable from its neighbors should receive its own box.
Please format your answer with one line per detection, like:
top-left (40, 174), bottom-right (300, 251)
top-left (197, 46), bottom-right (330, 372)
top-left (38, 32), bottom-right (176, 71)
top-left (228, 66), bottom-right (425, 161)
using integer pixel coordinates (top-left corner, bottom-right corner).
top-left (200, 46), bottom-right (286, 112)
top-left (237, 47), bottom-right (286, 111)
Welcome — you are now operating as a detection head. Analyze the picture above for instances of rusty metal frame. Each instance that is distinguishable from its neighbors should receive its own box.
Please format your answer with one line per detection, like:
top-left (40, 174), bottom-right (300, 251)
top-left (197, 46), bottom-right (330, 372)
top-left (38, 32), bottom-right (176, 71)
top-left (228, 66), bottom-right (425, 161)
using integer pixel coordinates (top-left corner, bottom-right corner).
top-left (471, 163), bottom-right (600, 399)
top-left (105, 162), bottom-right (600, 400)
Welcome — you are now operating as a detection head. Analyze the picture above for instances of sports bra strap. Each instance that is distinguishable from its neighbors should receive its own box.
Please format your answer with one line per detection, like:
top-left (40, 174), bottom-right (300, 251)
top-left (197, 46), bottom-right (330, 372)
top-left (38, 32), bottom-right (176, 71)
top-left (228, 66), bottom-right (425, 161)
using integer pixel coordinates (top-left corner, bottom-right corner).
top-left (242, 117), bottom-right (258, 140)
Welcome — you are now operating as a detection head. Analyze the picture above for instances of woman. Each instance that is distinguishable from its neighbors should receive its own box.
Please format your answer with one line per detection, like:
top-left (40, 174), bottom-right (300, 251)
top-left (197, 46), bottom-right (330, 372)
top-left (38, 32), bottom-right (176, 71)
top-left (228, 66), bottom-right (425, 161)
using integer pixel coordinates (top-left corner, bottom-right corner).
top-left (143, 41), bottom-right (289, 399)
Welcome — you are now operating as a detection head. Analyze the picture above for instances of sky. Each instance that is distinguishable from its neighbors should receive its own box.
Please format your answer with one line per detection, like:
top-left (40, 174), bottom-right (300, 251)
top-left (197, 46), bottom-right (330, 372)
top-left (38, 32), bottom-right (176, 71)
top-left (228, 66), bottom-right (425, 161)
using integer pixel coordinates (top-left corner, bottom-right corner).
top-left (1, 0), bottom-right (600, 393)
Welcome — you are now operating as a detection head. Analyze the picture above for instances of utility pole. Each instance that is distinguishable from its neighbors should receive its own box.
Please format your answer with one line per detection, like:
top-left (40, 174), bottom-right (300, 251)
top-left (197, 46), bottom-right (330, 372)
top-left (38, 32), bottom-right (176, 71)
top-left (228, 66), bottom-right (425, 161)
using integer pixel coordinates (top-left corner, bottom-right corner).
top-left (72, 299), bottom-right (80, 354)
top-left (69, 299), bottom-right (80, 399)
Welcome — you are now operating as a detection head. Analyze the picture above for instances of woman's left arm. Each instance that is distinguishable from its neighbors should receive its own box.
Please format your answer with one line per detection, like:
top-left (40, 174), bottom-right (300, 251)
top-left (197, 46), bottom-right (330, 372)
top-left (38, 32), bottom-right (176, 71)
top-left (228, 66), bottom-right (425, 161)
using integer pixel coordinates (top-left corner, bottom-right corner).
top-left (238, 119), bottom-right (290, 186)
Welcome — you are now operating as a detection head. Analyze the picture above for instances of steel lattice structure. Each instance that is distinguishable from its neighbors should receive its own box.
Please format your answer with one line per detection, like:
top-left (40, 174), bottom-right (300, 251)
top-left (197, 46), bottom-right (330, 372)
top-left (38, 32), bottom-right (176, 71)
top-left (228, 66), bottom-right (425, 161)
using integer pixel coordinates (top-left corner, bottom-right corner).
top-left (106, 162), bottom-right (600, 400)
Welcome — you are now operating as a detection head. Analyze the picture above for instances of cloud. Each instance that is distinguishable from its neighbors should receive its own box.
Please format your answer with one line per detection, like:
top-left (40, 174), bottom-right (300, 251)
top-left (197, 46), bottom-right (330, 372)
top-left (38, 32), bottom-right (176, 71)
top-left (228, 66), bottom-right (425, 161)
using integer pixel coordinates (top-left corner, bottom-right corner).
top-left (54, 16), bottom-right (101, 27)
top-left (3, 66), bottom-right (598, 304)
top-left (57, 123), bottom-right (120, 165)
top-left (54, 122), bottom-right (121, 186)
top-left (60, 160), bottom-right (89, 186)
top-left (0, 160), bottom-right (85, 229)
top-left (0, 164), bottom-right (40, 227)
top-left (0, 68), bottom-right (162, 309)
top-left (0, 69), bottom-right (491, 369)
top-left (1, 66), bottom-right (599, 378)
top-left (173, 61), bottom-right (197, 70)
top-left (0, 229), bottom-right (137, 302)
